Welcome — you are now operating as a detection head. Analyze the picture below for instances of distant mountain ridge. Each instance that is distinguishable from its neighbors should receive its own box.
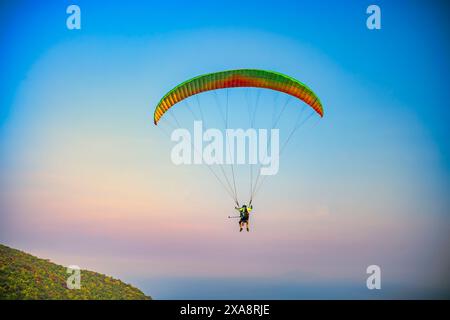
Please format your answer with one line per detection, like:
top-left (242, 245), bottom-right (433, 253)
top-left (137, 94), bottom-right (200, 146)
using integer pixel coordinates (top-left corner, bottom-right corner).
top-left (0, 244), bottom-right (151, 300)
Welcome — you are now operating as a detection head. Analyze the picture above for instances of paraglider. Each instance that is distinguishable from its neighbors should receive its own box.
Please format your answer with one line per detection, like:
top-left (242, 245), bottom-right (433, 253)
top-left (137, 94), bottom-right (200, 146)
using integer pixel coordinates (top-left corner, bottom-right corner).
top-left (235, 203), bottom-right (253, 232)
top-left (153, 69), bottom-right (323, 230)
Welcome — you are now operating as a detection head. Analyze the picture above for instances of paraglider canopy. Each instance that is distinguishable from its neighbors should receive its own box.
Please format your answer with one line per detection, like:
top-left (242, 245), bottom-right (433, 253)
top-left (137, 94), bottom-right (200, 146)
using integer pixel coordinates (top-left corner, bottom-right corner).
top-left (154, 69), bottom-right (323, 125)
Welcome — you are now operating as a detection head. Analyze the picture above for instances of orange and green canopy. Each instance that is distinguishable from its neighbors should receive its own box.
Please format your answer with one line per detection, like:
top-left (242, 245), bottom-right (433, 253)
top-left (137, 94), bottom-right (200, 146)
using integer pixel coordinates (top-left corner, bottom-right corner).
top-left (154, 69), bottom-right (323, 125)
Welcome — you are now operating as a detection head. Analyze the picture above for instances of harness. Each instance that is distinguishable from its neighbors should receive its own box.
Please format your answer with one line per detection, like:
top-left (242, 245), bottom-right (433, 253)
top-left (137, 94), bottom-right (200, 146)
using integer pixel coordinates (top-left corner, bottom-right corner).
top-left (240, 208), bottom-right (249, 222)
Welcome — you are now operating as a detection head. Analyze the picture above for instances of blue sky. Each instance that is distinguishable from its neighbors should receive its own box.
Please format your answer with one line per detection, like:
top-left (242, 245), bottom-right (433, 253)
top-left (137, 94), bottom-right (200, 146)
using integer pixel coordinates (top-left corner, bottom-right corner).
top-left (1, 0), bottom-right (449, 299)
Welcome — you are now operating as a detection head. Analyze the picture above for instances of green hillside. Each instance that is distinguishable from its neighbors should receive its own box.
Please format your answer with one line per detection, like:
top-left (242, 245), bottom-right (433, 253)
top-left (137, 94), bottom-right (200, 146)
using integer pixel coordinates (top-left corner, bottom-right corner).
top-left (0, 244), bottom-right (151, 300)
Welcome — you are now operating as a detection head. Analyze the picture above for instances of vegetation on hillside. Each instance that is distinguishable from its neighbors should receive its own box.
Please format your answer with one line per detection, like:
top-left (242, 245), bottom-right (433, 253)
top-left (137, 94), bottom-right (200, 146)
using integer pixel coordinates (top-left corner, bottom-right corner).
top-left (0, 244), bottom-right (151, 300)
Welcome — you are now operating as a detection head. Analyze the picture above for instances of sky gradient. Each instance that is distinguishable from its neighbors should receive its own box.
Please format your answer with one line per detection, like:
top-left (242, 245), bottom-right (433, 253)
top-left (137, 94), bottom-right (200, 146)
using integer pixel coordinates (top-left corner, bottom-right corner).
top-left (1, 0), bottom-right (449, 299)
